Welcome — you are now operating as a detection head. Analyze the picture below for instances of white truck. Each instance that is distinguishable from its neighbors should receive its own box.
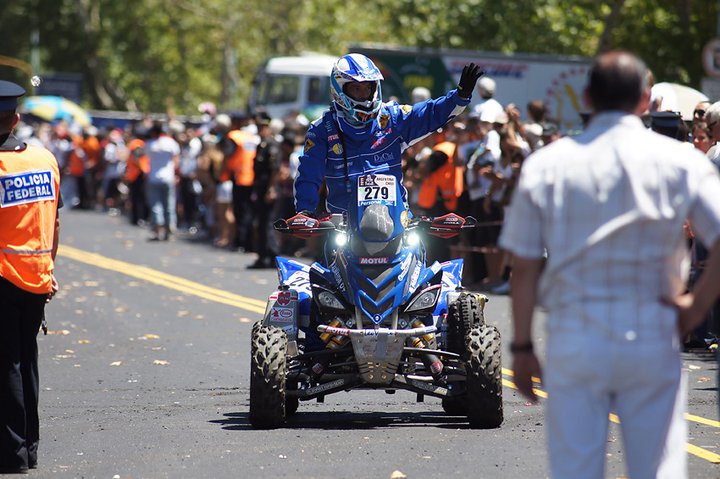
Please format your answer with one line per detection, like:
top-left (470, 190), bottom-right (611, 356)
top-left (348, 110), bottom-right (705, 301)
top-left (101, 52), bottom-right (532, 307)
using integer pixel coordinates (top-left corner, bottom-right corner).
top-left (249, 44), bottom-right (593, 130)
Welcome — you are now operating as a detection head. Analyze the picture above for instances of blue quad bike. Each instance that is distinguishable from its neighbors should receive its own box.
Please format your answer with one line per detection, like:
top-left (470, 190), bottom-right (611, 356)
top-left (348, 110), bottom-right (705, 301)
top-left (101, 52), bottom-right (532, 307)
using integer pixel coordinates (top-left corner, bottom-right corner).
top-left (249, 174), bottom-right (503, 429)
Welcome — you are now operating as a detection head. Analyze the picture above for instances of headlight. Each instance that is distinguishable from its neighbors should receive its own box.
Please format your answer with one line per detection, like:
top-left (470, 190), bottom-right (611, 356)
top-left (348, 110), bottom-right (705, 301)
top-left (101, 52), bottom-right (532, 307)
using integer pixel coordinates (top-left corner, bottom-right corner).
top-left (317, 291), bottom-right (346, 311)
top-left (334, 232), bottom-right (348, 247)
top-left (404, 285), bottom-right (441, 312)
top-left (406, 231), bottom-right (420, 247)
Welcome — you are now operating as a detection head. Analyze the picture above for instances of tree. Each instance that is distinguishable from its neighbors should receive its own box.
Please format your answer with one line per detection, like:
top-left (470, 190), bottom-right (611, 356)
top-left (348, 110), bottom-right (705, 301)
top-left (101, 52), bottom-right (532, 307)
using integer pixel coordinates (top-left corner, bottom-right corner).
top-left (0, 0), bottom-right (716, 114)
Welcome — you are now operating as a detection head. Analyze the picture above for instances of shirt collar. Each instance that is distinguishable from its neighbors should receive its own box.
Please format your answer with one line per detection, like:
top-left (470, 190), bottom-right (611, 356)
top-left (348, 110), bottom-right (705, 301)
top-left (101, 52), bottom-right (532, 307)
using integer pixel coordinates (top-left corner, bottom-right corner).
top-left (586, 111), bottom-right (645, 131)
top-left (0, 133), bottom-right (27, 152)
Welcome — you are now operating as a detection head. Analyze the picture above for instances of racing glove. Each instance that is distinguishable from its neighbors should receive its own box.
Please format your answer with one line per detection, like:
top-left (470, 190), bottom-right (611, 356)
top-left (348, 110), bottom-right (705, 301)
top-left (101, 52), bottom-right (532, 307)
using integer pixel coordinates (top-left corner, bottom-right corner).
top-left (457, 63), bottom-right (485, 99)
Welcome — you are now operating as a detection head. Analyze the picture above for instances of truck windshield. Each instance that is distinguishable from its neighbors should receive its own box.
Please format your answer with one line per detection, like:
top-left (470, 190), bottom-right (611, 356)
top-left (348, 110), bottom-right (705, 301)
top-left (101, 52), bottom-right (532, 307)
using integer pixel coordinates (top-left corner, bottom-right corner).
top-left (308, 77), bottom-right (329, 104)
top-left (260, 74), bottom-right (300, 105)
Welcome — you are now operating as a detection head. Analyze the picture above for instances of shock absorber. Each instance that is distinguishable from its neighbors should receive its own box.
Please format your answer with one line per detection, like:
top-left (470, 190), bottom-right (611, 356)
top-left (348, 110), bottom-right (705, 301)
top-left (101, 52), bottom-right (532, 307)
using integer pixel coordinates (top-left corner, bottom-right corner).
top-left (318, 318), bottom-right (342, 343)
top-left (312, 318), bottom-right (349, 379)
top-left (410, 319), bottom-right (436, 347)
top-left (410, 319), bottom-right (444, 381)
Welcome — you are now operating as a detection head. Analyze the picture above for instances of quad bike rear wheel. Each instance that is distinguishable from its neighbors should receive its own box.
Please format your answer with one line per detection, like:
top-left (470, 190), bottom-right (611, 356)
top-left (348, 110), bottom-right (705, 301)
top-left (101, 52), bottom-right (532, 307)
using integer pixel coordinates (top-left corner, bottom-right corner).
top-left (249, 322), bottom-right (288, 429)
top-left (466, 325), bottom-right (503, 428)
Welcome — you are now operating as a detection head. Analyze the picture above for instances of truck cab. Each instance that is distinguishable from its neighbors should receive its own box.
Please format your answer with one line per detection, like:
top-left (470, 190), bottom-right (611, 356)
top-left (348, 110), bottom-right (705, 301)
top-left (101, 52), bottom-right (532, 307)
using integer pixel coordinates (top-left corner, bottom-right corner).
top-left (249, 53), bottom-right (337, 121)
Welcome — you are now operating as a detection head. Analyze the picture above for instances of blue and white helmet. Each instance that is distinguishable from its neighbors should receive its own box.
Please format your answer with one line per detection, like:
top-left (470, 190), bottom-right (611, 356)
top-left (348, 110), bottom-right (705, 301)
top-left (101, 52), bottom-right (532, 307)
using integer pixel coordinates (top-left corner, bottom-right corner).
top-left (330, 54), bottom-right (384, 127)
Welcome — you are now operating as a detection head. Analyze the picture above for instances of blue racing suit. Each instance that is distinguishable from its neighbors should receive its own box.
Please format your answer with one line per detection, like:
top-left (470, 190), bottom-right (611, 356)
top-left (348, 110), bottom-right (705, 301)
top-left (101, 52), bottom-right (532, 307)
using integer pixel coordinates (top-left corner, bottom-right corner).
top-left (294, 89), bottom-right (470, 214)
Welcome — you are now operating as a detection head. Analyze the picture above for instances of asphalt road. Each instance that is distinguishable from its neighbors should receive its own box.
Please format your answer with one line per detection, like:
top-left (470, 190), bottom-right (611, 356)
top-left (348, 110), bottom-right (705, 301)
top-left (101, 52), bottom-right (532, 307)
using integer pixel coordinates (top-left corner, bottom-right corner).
top-left (24, 208), bottom-right (720, 478)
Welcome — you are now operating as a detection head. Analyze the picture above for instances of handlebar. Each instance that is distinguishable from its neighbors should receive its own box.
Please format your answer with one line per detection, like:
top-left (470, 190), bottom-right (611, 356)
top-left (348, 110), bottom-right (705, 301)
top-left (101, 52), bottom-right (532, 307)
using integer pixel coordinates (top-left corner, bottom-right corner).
top-left (274, 212), bottom-right (477, 239)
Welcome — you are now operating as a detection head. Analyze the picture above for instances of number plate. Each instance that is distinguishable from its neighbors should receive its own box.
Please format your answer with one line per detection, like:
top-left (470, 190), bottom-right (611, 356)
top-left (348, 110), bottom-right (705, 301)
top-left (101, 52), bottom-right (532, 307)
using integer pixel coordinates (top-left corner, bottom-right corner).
top-left (357, 174), bottom-right (396, 206)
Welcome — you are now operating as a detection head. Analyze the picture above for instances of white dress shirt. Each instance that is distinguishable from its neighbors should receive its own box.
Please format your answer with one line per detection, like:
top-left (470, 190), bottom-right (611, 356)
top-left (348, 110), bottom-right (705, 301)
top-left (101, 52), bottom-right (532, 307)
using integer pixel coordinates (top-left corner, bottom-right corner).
top-left (500, 112), bottom-right (720, 341)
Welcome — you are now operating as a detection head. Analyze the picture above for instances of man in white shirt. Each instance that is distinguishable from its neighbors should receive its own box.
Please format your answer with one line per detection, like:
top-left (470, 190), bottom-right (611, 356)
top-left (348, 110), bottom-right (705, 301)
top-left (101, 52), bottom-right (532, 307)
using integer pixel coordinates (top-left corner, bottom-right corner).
top-left (146, 121), bottom-right (180, 241)
top-left (500, 51), bottom-right (720, 479)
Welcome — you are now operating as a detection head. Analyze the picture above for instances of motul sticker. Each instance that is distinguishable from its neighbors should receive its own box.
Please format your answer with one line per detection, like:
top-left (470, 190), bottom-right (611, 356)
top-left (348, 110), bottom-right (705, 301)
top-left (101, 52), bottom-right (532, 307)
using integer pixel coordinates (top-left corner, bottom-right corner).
top-left (358, 257), bottom-right (389, 265)
top-left (0, 169), bottom-right (55, 207)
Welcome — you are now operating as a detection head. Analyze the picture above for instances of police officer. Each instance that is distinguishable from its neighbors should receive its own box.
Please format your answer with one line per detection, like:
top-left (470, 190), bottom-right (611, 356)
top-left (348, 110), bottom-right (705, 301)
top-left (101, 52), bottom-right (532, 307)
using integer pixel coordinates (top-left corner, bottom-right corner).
top-left (0, 80), bottom-right (61, 474)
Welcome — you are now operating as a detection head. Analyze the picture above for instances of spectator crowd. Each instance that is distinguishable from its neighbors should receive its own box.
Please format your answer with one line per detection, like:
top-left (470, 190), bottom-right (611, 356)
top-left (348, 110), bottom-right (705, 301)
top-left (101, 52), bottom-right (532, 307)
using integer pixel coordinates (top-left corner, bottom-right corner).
top-left (14, 76), bottom-right (720, 349)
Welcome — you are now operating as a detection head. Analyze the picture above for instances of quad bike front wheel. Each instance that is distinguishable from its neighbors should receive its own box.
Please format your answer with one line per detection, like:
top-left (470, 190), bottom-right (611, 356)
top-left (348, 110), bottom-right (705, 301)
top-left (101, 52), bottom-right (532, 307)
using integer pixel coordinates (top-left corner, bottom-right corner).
top-left (466, 324), bottom-right (503, 428)
top-left (442, 292), bottom-right (486, 416)
top-left (446, 292), bottom-right (485, 357)
top-left (249, 322), bottom-right (288, 429)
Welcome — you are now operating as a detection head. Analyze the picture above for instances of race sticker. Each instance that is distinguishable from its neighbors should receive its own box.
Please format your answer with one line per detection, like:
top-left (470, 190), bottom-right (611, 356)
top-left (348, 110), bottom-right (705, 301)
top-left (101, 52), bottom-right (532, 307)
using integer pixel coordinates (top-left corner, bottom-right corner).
top-left (357, 174), bottom-right (396, 206)
top-left (0, 169), bottom-right (55, 208)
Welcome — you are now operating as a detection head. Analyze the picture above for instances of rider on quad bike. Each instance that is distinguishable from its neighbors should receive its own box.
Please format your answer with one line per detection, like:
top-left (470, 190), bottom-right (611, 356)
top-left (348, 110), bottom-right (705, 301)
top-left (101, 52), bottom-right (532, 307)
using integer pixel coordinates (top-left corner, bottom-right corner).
top-left (247, 55), bottom-right (502, 431)
top-left (293, 53), bottom-right (484, 216)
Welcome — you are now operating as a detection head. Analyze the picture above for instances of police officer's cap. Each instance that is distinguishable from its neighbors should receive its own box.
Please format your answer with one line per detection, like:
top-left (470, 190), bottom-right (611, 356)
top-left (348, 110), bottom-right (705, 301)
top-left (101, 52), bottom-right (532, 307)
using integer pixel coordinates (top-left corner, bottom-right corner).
top-left (0, 80), bottom-right (25, 111)
top-left (650, 111), bottom-right (682, 129)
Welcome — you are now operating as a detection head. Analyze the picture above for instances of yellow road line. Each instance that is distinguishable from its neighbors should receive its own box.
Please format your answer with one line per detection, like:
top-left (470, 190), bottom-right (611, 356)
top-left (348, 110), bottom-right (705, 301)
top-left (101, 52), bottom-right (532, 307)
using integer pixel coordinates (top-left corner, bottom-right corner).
top-left (58, 245), bottom-right (267, 314)
top-left (502, 373), bottom-right (720, 464)
top-left (687, 444), bottom-right (720, 464)
top-left (685, 413), bottom-right (720, 428)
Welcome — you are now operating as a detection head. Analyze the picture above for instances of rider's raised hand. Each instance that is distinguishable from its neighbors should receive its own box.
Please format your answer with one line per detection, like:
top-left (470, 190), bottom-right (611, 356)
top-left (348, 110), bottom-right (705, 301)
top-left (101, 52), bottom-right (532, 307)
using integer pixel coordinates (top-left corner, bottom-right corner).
top-left (457, 63), bottom-right (485, 99)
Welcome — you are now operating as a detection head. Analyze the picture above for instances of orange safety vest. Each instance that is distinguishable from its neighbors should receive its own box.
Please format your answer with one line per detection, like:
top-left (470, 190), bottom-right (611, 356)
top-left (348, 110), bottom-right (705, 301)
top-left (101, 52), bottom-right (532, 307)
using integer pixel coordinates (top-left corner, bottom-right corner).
top-left (0, 145), bottom-right (61, 294)
top-left (417, 141), bottom-right (463, 211)
top-left (223, 129), bottom-right (256, 186)
top-left (67, 135), bottom-right (85, 177)
top-left (124, 138), bottom-right (149, 183)
top-left (83, 135), bottom-right (101, 169)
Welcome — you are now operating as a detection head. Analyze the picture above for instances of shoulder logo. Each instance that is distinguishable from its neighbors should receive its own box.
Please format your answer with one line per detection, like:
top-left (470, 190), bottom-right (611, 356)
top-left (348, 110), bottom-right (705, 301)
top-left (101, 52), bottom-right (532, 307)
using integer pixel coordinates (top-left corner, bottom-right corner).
top-left (304, 139), bottom-right (315, 153)
top-left (378, 114), bottom-right (390, 130)
top-left (400, 104), bottom-right (413, 116)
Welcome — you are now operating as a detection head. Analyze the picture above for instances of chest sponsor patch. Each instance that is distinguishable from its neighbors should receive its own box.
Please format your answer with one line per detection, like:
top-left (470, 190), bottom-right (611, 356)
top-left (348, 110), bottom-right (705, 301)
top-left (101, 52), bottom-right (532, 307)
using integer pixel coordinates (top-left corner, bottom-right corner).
top-left (0, 169), bottom-right (55, 207)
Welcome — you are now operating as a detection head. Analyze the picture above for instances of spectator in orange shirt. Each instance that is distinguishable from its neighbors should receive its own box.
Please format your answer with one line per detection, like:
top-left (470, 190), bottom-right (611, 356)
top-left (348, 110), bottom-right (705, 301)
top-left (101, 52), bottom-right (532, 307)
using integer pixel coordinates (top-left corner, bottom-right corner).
top-left (124, 126), bottom-right (150, 225)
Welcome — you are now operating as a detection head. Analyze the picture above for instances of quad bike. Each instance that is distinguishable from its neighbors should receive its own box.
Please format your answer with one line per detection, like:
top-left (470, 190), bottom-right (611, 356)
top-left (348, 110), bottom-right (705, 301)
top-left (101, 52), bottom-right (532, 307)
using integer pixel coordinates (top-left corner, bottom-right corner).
top-left (249, 173), bottom-right (503, 429)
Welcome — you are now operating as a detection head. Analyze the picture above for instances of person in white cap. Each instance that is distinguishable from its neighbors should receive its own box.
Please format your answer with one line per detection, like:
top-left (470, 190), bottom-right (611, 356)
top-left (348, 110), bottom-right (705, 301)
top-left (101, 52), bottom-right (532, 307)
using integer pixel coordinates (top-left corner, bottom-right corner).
top-left (473, 76), bottom-right (504, 122)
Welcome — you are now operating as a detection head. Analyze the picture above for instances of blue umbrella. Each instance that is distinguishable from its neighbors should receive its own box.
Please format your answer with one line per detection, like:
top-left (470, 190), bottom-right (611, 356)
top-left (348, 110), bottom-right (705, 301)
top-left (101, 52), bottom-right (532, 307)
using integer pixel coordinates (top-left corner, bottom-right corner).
top-left (20, 95), bottom-right (91, 127)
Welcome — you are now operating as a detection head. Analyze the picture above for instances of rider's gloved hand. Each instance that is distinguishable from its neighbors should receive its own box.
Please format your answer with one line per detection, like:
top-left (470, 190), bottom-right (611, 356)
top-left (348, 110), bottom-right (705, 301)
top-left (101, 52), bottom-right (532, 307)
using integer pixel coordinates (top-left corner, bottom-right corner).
top-left (457, 63), bottom-right (485, 99)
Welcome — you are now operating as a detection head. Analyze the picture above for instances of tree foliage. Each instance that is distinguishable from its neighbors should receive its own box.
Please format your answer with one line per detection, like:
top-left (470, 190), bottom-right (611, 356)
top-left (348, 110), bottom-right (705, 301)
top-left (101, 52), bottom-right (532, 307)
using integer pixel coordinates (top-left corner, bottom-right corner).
top-left (0, 0), bottom-right (716, 114)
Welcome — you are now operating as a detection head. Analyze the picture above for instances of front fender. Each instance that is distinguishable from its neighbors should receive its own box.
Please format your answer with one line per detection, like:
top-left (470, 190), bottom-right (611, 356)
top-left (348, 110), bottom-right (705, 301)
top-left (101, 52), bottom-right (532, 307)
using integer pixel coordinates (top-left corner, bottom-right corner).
top-left (433, 259), bottom-right (464, 317)
top-left (275, 257), bottom-right (313, 325)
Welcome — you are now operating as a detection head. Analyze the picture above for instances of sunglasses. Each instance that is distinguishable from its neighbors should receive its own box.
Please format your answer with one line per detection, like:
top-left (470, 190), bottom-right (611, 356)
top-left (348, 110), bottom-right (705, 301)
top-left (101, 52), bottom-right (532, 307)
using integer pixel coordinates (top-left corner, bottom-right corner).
top-left (694, 109), bottom-right (706, 118)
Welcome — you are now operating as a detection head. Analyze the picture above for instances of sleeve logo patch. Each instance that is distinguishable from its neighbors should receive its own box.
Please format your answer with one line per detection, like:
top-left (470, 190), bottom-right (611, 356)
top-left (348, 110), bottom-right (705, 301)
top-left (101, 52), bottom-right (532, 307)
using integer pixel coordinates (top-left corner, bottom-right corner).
top-left (0, 169), bottom-right (56, 207)
top-left (400, 104), bottom-right (413, 116)
top-left (304, 139), bottom-right (315, 153)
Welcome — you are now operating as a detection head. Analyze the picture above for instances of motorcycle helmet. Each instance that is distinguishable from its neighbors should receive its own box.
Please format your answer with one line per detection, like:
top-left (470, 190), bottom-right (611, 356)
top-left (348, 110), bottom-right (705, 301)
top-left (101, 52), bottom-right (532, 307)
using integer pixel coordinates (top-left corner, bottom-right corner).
top-left (330, 54), bottom-right (384, 127)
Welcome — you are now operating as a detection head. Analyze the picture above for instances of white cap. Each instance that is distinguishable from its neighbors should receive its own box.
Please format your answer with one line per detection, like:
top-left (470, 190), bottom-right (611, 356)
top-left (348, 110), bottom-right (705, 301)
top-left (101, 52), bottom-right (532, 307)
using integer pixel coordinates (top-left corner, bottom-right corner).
top-left (478, 77), bottom-right (496, 96)
top-left (411, 86), bottom-right (431, 104)
top-left (214, 113), bottom-right (231, 130)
